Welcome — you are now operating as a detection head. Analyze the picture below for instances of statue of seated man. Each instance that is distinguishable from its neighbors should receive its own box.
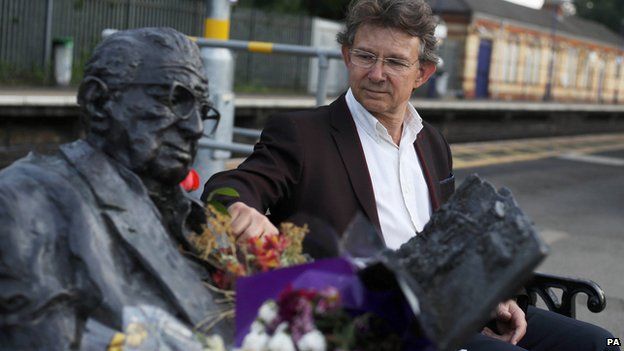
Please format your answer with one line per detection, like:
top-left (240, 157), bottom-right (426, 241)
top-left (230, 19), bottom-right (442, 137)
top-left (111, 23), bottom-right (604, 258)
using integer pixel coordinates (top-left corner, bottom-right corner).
top-left (0, 27), bottom-right (225, 350)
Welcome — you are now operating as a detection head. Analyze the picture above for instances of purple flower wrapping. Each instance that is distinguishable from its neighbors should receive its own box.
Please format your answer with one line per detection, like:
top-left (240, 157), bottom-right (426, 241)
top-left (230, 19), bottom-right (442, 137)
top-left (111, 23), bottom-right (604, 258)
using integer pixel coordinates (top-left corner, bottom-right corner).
top-left (235, 258), bottom-right (361, 345)
top-left (234, 257), bottom-right (434, 351)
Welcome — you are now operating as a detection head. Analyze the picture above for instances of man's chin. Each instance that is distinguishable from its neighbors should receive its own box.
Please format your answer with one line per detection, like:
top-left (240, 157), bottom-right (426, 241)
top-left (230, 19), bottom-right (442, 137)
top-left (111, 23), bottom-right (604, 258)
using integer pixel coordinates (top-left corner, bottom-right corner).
top-left (360, 100), bottom-right (388, 116)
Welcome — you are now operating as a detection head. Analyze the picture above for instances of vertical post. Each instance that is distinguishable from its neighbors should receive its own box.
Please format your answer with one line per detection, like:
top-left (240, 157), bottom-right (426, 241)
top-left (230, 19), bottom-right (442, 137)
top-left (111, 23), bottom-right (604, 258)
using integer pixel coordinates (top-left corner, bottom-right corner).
top-left (316, 54), bottom-right (330, 106)
top-left (193, 0), bottom-right (236, 198)
top-left (43, 0), bottom-right (54, 82)
top-left (543, 3), bottom-right (558, 101)
top-left (126, 0), bottom-right (134, 29)
top-left (616, 20), bottom-right (624, 104)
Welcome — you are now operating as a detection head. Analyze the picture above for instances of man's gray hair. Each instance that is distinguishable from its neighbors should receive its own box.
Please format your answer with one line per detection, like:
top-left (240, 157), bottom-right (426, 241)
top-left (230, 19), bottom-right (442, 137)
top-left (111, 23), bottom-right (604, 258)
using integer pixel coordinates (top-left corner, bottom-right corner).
top-left (336, 0), bottom-right (439, 64)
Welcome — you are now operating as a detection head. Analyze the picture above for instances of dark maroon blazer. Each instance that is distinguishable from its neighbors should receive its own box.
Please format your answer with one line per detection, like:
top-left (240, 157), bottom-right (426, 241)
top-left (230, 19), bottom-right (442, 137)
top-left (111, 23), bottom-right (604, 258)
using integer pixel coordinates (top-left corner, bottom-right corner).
top-left (202, 94), bottom-right (454, 241)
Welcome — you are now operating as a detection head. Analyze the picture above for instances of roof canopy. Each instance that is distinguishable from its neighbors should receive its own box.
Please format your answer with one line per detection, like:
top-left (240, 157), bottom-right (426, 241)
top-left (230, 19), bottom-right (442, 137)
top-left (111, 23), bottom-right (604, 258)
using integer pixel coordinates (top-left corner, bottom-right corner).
top-left (428, 0), bottom-right (623, 48)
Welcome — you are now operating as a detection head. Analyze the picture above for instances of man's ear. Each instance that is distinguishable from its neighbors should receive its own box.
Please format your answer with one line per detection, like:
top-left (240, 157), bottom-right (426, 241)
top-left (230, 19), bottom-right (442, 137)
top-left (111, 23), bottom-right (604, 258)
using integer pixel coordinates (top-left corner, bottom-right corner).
top-left (78, 77), bottom-right (110, 133)
top-left (341, 45), bottom-right (351, 67)
top-left (414, 61), bottom-right (437, 89)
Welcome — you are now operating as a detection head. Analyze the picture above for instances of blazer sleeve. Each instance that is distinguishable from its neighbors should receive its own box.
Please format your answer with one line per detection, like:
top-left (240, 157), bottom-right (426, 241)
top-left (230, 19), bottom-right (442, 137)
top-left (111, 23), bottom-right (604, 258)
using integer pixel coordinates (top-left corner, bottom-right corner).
top-left (201, 114), bottom-right (304, 212)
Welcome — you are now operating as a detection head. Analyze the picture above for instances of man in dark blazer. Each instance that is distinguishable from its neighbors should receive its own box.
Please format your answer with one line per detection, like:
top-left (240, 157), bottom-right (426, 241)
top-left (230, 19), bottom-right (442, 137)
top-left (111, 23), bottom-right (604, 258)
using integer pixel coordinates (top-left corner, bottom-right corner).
top-left (203, 95), bottom-right (453, 242)
top-left (0, 28), bottom-right (226, 350)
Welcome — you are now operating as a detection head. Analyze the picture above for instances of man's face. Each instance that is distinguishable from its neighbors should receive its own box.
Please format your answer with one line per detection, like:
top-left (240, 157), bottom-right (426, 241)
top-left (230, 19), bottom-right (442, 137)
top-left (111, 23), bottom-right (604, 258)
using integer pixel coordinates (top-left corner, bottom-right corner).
top-left (342, 23), bottom-right (435, 120)
top-left (106, 67), bottom-right (209, 185)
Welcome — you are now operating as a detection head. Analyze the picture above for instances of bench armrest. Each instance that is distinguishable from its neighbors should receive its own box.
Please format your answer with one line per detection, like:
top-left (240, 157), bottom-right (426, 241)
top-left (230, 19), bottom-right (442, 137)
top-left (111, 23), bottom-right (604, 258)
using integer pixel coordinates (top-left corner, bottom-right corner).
top-left (523, 272), bottom-right (606, 318)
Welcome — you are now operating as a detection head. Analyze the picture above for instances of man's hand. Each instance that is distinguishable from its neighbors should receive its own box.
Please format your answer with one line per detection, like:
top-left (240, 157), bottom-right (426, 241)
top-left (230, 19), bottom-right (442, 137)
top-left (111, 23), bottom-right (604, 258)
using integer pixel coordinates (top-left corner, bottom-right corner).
top-left (482, 300), bottom-right (527, 345)
top-left (228, 202), bottom-right (279, 240)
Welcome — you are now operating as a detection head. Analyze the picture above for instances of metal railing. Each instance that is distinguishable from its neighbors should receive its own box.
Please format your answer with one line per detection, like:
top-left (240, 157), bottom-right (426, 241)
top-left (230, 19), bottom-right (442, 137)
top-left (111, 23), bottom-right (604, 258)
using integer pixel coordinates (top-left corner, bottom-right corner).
top-left (194, 38), bottom-right (343, 156)
top-left (101, 30), bottom-right (342, 160)
top-left (194, 38), bottom-right (343, 107)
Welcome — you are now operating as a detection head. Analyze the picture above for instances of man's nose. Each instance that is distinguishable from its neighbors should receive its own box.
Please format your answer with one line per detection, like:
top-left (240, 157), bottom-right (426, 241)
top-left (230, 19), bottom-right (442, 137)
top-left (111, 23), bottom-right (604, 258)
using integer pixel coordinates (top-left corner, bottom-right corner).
top-left (178, 109), bottom-right (204, 139)
top-left (367, 60), bottom-right (386, 82)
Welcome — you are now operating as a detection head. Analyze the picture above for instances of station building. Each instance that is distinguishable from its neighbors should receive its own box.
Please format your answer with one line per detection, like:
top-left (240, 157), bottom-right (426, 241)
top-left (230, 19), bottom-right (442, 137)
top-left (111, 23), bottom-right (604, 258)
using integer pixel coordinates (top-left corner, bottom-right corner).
top-left (430, 0), bottom-right (624, 103)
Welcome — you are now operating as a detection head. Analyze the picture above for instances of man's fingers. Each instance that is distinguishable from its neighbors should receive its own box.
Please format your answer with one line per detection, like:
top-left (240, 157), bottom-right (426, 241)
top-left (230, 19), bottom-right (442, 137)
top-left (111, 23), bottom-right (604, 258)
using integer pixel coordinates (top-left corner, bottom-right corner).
top-left (227, 202), bottom-right (244, 223)
top-left (510, 328), bottom-right (524, 345)
top-left (227, 202), bottom-right (278, 240)
top-left (260, 217), bottom-right (279, 236)
top-left (482, 327), bottom-right (504, 341)
top-left (230, 211), bottom-right (252, 236)
top-left (497, 309), bottom-right (512, 321)
top-left (509, 305), bottom-right (527, 344)
top-left (243, 225), bottom-right (263, 240)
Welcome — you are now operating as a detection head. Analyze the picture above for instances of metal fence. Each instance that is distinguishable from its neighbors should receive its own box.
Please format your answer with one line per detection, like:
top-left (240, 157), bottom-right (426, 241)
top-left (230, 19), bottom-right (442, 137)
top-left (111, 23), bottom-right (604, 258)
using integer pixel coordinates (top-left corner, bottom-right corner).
top-left (0, 0), bottom-right (205, 81)
top-left (230, 7), bottom-right (312, 92)
top-left (0, 1), bottom-right (314, 90)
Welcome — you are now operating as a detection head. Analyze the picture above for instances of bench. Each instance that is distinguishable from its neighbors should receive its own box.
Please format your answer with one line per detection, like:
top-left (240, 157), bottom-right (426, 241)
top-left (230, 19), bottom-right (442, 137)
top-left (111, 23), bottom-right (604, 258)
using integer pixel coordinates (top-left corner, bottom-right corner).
top-left (523, 272), bottom-right (607, 318)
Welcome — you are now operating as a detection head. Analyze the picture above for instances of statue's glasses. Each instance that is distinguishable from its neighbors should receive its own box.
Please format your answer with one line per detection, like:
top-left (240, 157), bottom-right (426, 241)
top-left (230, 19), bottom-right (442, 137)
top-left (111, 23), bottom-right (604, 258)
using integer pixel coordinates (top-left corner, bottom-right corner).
top-left (148, 81), bottom-right (220, 136)
top-left (349, 49), bottom-right (419, 76)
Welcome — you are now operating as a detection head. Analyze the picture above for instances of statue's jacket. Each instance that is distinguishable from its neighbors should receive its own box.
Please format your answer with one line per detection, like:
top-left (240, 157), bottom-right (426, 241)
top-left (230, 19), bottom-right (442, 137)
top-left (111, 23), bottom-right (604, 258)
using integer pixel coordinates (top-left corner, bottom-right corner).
top-left (0, 140), bottom-right (221, 350)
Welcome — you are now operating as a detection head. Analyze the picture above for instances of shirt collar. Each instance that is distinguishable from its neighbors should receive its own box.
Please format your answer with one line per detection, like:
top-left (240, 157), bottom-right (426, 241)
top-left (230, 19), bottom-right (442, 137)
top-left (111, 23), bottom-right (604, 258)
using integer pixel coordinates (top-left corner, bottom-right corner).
top-left (346, 88), bottom-right (424, 145)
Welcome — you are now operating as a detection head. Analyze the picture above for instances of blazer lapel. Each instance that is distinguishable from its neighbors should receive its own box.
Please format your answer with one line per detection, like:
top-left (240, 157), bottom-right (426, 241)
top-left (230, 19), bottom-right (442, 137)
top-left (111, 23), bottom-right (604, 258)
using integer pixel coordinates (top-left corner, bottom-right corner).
top-left (328, 95), bottom-right (383, 237)
top-left (415, 134), bottom-right (442, 211)
top-left (60, 140), bottom-right (220, 326)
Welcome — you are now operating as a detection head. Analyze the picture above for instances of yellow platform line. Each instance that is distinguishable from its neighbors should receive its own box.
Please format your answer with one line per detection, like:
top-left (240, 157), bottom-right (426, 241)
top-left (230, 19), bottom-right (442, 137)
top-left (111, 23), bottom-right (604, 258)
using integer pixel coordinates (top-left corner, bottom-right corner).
top-left (225, 134), bottom-right (624, 170)
top-left (453, 133), bottom-right (624, 169)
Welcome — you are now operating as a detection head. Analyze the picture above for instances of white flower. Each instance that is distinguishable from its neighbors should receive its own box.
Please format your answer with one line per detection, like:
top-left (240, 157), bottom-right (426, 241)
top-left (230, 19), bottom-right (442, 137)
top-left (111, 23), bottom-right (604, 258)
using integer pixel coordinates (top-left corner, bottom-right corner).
top-left (297, 329), bottom-right (326, 351)
top-left (203, 334), bottom-right (226, 351)
top-left (241, 329), bottom-right (270, 351)
top-left (267, 323), bottom-right (296, 351)
top-left (251, 321), bottom-right (266, 333)
top-left (267, 333), bottom-right (296, 351)
top-left (258, 300), bottom-right (278, 324)
top-left (274, 322), bottom-right (289, 334)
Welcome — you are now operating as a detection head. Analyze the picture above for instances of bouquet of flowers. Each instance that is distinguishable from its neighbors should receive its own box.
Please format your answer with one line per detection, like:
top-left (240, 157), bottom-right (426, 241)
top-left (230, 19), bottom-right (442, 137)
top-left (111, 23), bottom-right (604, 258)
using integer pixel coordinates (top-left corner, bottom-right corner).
top-left (234, 258), bottom-right (432, 351)
top-left (239, 285), bottom-right (406, 351)
top-left (188, 187), bottom-right (311, 333)
top-left (191, 187), bottom-right (310, 291)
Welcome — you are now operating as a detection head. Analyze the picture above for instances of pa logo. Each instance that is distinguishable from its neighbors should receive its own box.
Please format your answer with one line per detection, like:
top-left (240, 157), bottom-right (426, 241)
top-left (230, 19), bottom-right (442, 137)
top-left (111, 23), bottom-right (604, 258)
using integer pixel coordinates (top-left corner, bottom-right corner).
top-left (607, 338), bottom-right (621, 346)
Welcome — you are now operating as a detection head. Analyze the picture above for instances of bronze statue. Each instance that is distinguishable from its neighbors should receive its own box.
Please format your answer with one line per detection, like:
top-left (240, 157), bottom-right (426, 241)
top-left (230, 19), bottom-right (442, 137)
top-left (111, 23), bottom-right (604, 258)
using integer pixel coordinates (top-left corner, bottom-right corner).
top-left (0, 27), bottom-right (224, 350)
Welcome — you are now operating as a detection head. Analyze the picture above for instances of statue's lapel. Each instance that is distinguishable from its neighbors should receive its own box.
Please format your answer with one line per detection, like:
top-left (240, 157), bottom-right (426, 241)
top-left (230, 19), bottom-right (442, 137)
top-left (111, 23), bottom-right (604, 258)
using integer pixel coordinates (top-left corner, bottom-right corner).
top-left (60, 140), bottom-right (219, 326)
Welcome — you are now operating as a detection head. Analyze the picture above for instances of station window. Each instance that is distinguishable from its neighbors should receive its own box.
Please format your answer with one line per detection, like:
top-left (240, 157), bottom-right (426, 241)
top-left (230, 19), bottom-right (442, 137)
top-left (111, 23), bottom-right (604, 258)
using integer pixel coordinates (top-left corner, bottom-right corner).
top-left (524, 45), bottom-right (541, 85)
top-left (505, 40), bottom-right (520, 83)
top-left (579, 51), bottom-right (593, 89)
top-left (562, 48), bottom-right (578, 88)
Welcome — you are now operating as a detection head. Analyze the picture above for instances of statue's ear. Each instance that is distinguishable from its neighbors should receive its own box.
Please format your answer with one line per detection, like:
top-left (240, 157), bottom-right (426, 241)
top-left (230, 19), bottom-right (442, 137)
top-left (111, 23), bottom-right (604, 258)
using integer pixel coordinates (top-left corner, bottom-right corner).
top-left (78, 76), bottom-right (110, 131)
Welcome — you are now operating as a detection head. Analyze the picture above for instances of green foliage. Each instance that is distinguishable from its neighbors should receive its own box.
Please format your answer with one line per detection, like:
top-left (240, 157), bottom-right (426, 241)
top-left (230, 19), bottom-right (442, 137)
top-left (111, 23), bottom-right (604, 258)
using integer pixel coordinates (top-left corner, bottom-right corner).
top-left (206, 187), bottom-right (240, 215)
top-left (235, 0), bottom-right (350, 20)
top-left (575, 0), bottom-right (624, 35)
top-left (0, 61), bottom-right (48, 85)
top-left (234, 82), bottom-right (307, 95)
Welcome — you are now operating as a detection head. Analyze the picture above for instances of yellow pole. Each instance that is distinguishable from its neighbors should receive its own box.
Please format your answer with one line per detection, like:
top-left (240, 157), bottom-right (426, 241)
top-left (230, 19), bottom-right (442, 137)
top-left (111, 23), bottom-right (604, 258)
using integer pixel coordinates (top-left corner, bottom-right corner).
top-left (204, 1), bottom-right (231, 40)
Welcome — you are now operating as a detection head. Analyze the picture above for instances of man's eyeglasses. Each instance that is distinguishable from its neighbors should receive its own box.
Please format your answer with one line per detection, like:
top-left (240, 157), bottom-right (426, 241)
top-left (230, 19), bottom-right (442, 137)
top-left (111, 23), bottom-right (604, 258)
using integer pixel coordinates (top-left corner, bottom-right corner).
top-left (349, 49), bottom-right (419, 75)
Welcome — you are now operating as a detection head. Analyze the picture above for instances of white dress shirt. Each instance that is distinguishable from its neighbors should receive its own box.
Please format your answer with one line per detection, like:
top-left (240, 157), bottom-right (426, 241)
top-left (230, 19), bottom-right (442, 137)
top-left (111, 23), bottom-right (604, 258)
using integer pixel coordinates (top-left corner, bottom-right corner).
top-left (345, 89), bottom-right (432, 249)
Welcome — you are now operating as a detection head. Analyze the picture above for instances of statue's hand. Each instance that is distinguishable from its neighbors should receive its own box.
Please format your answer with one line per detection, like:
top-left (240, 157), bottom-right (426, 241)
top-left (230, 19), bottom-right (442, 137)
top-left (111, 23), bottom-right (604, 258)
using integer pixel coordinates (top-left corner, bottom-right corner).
top-left (482, 300), bottom-right (527, 345)
top-left (228, 202), bottom-right (279, 241)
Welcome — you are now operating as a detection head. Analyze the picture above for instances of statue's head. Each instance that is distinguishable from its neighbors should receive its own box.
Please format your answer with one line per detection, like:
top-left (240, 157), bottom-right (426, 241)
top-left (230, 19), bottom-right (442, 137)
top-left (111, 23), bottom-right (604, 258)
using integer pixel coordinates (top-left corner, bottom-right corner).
top-left (77, 27), bottom-right (219, 185)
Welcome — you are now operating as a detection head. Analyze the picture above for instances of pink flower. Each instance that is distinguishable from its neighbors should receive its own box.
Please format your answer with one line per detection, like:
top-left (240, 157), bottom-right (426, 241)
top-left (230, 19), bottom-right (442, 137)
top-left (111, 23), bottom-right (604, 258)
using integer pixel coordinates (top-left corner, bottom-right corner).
top-left (180, 168), bottom-right (200, 192)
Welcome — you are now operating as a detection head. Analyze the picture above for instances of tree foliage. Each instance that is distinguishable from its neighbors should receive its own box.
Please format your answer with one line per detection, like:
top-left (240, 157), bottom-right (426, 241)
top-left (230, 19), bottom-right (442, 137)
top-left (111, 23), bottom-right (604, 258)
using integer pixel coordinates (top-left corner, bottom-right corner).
top-left (574, 0), bottom-right (624, 35)
top-left (236, 0), bottom-right (624, 37)
top-left (236, 0), bottom-right (350, 20)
